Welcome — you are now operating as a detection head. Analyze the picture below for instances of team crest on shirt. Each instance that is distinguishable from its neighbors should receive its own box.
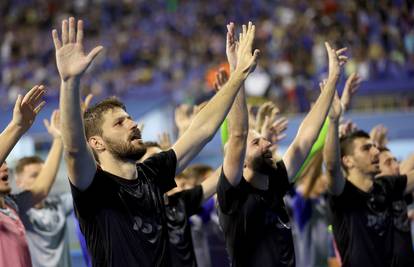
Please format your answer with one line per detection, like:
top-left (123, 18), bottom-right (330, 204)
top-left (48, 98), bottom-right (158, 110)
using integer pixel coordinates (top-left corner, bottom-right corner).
top-left (165, 204), bottom-right (187, 244)
top-left (366, 211), bottom-right (389, 236)
top-left (132, 216), bottom-right (162, 244)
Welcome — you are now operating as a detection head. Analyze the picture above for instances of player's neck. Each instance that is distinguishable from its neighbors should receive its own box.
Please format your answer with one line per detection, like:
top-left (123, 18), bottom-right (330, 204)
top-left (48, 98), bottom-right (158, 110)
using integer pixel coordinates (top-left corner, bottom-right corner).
top-left (100, 156), bottom-right (138, 180)
top-left (347, 170), bottom-right (374, 192)
top-left (244, 167), bottom-right (269, 190)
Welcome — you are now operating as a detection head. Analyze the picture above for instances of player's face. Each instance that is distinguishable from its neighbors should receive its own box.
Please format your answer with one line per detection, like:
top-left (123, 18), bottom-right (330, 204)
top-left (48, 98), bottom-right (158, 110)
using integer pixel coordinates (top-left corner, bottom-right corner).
top-left (378, 151), bottom-right (400, 176)
top-left (344, 138), bottom-right (380, 176)
top-left (100, 108), bottom-right (147, 161)
top-left (245, 130), bottom-right (274, 173)
top-left (16, 163), bottom-right (43, 189)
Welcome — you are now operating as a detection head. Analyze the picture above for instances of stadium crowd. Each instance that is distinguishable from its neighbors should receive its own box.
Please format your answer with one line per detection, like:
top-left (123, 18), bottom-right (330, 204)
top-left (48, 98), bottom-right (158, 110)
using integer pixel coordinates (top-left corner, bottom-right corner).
top-left (1, 1), bottom-right (414, 267)
top-left (1, 0), bottom-right (414, 111)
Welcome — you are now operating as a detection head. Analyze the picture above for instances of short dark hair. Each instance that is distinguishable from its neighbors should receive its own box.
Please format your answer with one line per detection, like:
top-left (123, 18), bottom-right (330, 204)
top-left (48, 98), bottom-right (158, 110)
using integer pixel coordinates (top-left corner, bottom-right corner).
top-left (339, 130), bottom-right (370, 157)
top-left (15, 156), bottom-right (43, 175)
top-left (339, 130), bottom-right (371, 173)
top-left (84, 97), bottom-right (126, 139)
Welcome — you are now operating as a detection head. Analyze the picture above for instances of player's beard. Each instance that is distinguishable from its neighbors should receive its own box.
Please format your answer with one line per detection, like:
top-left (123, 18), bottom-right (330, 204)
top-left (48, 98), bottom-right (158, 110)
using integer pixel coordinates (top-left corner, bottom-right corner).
top-left (251, 154), bottom-right (274, 175)
top-left (103, 136), bottom-right (147, 161)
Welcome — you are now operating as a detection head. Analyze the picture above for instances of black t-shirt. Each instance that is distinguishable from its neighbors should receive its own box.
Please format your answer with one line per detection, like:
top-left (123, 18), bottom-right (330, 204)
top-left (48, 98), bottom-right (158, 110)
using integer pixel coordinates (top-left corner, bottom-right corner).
top-left (166, 185), bottom-right (204, 267)
top-left (70, 149), bottom-right (177, 267)
top-left (217, 160), bottom-right (295, 267)
top-left (329, 175), bottom-right (414, 267)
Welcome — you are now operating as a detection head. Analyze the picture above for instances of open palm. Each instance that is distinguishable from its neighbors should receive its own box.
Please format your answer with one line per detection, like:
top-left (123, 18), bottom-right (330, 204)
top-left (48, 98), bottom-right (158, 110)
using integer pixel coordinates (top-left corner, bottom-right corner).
top-left (13, 85), bottom-right (46, 131)
top-left (44, 110), bottom-right (62, 139)
top-left (341, 73), bottom-right (361, 111)
top-left (325, 42), bottom-right (347, 80)
top-left (235, 22), bottom-right (260, 76)
top-left (53, 18), bottom-right (103, 81)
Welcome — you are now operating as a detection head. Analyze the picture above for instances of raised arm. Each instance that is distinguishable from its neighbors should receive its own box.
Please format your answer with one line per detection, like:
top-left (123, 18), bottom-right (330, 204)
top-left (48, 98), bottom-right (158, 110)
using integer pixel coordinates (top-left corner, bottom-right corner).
top-left (53, 17), bottom-right (103, 190)
top-left (200, 23), bottom-right (250, 199)
top-left (323, 91), bottom-right (346, 195)
top-left (200, 168), bottom-right (221, 202)
top-left (340, 73), bottom-right (361, 112)
top-left (222, 22), bottom-right (249, 187)
top-left (222, 85), bottom-right (248, 186)
top-left (0, 85), bottom-right (46, 165)
top-left (18, 110), bottom-right (63, 209)
top-left (172, 22), bottom-right (259, 175)
top-left (283, 43), bottom-right (347, 182)
top-left (174, 104), bottom-right (194, 139)
top-left (294, 73), bottom-right (361, 181)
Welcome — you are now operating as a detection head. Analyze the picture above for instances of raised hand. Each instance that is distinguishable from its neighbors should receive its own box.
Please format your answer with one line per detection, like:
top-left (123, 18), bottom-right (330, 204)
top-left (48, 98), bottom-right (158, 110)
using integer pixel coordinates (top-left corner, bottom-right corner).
top-left (254, 101), bottom-right (288, 144)
top-left (12, 85), bottom-right (46, 132)
top-left (339, 120), bottom-right (358, 138)
top-left (158, 132), bottom-right (172, 150)
top-left (213, 68), bottom-right (229, 92)
top-left (259, 112), bottom-right (288, 143)
top-left (341, 73), bottom-right (361, 111)
top-left (255, 102), bottom-right (279, 132)
top-left (269, 117), bottom-right (288, 143)
top-left (370, 124), bottom-right (388, 148)
top-left (44, 110), bottom-right (61, 139)
top-left (175, 104), bottom-right (194, 137)
top-left (257, 111), bottom-right (287, 159)
top-left (235, 22), bottom-right (260, 77)
top-left (325, 42), bottom-right (347, 81)
top-left (226, 22), bottom-right (238, 72)
top-left (248, 105), bottom-right (256, 130)
top-left (52, 17), bottom-right (103, 81)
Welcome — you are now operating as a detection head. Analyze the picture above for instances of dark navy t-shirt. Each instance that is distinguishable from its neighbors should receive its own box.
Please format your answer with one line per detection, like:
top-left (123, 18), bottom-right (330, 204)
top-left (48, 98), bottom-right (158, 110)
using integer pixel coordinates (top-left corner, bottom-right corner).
top-left (166, 185), bottom-right (203, 267)
top-left (218, 161), bottom-right (295, 267)
top-left (329, 175), bottom-right (414, 267)
top-left (71, 150), bottom-right (177, 267)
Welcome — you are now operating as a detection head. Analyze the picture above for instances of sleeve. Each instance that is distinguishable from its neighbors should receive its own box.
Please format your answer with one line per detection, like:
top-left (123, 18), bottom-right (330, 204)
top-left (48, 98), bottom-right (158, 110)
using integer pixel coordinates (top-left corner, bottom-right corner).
top-left (217, 168), bottom-right (248, 215)
top-left (141, 149), bottom-right (177, 193)
top-left (180, 185), bottom-right (204, 216)
top-left (391, 175), bottom-right (407, 198)
top-left (69, 167), bottom-right (107, 219)
top-left (59, 192), bottom-right (74, 216)
top-left (379, 175), bottom-right (407, 200)
top-left (11, 191), bottom-right (33, 213)
top-left (270, 160), bottom-right (292, 196)
top-left (328, 179), bottom-right (354, 210)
